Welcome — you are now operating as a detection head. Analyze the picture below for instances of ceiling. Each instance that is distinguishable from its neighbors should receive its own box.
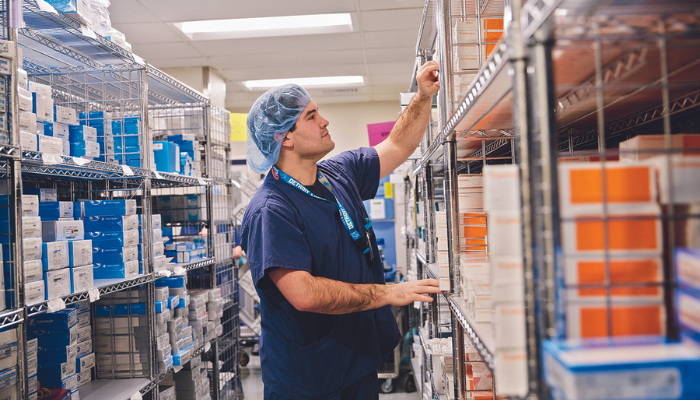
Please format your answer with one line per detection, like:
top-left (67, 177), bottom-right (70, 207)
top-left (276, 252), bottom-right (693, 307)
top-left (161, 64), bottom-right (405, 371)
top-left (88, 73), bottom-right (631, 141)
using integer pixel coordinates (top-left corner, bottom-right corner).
top-left (109, 0), bottom-right (426, 110)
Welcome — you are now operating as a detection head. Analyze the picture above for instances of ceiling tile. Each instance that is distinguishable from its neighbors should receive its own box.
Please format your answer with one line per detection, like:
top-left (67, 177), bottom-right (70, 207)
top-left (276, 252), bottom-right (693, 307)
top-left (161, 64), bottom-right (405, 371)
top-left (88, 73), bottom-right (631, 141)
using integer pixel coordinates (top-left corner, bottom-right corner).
top-left (360, 9), bottom-right (424, 32)
top-left (209, 49), bottom-right (365, 70)
top-left (113, 22), bottom-right (182, 44)
top-left (133, 0), bottom-right (356, 22)
top-left (365, 47), bottom-right (415, 63)
top-left (109, 0), bottom-right (160, 23)
top-left (358, 0), bottom-right (424, 11)
top-left (363, 30), bottom-right (418, 49)
top-left (150, 57), bottom-right (210, 69)
top-left (190, 33), bottom-right (363, 57)
top-left (131, 42), bottom-right (204, 60)
top-left (368, 62), bottom-right (414, 75)
top-left (369, 73), bottom-right (413, 85)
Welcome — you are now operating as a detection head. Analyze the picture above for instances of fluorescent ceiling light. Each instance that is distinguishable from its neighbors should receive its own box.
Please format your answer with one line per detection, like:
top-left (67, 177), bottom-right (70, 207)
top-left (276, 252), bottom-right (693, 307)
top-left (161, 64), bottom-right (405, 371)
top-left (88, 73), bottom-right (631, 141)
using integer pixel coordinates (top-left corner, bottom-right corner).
top-left (243, 76), bottom-right (364, 91)
top-left (174, 13), bottom-right (354, 41)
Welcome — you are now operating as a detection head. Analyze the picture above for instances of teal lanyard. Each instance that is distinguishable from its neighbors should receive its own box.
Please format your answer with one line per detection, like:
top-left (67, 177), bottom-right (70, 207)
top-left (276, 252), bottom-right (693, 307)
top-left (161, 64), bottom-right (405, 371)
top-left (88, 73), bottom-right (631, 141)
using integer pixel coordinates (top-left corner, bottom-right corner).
top-left (272, 165), bottom-right (374, 260)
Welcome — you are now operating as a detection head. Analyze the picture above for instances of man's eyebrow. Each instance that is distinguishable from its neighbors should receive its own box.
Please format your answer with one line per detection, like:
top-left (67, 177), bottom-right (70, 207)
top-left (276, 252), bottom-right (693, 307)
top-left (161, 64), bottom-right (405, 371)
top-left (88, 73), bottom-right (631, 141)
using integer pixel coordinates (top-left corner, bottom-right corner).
top-left (304, 109), bottom-right (317, 118)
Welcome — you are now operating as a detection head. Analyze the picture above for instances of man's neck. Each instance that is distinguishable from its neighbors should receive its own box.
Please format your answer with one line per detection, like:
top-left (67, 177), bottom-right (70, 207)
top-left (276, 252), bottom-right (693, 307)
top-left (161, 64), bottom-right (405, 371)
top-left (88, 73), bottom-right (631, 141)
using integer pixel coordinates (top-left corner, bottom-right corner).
top-left (275, 157), bottom-right (318, 186)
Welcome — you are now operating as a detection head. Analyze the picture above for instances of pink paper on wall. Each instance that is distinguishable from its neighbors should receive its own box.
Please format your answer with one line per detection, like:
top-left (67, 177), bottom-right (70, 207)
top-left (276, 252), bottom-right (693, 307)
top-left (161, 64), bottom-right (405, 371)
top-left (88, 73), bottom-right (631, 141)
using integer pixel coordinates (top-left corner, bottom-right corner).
top-left (367, 121), bottom-right (396, 147)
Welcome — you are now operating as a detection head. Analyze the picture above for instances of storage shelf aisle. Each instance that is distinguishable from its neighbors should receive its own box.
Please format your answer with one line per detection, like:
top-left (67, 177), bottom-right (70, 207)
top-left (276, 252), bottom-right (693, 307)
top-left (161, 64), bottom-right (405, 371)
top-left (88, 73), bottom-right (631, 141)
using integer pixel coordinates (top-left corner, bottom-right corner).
top-left (406, 0), bottom-right (700, 399)
top-left (0, 0), bottom-right (245, 398)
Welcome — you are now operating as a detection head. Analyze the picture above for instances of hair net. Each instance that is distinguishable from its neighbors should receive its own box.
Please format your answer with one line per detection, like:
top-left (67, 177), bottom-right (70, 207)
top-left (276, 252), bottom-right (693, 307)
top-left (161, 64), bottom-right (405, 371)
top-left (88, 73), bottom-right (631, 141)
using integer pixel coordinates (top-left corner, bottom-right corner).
top-left (246, 84), bottom-right (312, 174)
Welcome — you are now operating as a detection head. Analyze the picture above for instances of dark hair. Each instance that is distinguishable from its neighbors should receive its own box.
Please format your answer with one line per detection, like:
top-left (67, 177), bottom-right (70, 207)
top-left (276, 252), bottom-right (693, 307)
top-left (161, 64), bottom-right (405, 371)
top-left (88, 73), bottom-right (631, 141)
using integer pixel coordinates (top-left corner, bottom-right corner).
top-left (289, 123), bottom-right (297, 133)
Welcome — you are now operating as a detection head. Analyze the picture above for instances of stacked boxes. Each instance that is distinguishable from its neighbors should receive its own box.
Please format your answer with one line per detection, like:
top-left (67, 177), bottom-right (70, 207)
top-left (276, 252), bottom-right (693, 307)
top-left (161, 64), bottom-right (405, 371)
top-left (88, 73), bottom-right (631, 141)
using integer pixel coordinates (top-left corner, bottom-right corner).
top-left (84, 200), bottom-right (140, 280)
top-left (94, 288), bottom-right (152, 378)
top-left (0, 328), bottom-right (18, 400)
top-left (38, 196), bottom-right (93, 300)
top-left (139, 213), bottom-right (165, 273)
top-left (676, 248), bottom-right (700, 346)
top-left (29, 307), bottom-right (90, 391)
top-left (26, 338), bottom-right (37, 397)
top-left (167, 134), bottom-right (200, 177)
top-left (23, 82), bottom-right (64, 156)
top-left (68, 124), bottom-right (99, 160)
top-left (153, 141), bottom-right (180, 174)
top-left (79, 111), bottom-right (115, 163)
top-left (71, 301), bottom-right (95, 388)
top-left (558, 162), bottom-right (664, 339)
top-left (1, 194), bottom-right (41, 307)
top-left (451, 18), bottom-right (504, 101)
top-left (157, 276), bottom-right (195, 367)
top-left (483, 165), bottom-right (527, 398)
top-left (112, 116), bottom-right (141, 168)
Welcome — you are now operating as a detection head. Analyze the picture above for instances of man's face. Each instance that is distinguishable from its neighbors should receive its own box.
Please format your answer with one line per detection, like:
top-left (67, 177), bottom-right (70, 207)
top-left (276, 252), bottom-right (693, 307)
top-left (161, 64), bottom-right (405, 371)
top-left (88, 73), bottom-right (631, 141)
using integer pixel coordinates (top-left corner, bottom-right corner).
top-left (285, 100), bottom-right (335, 160)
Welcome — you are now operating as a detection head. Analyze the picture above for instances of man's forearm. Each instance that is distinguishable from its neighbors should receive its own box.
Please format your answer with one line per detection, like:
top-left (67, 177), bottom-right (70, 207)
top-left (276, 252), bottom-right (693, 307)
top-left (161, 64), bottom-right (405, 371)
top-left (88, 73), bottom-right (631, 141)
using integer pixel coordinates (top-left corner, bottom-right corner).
top-left (301, 275), bottom-right (391, 314)
top-left (386, 93), bottom-right (433, 157)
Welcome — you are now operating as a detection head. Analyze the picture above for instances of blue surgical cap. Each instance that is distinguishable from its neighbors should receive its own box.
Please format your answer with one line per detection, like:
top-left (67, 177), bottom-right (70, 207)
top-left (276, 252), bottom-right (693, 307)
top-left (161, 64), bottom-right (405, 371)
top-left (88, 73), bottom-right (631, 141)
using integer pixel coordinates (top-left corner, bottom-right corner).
top-left (246, 84), bottom-right (312, 174)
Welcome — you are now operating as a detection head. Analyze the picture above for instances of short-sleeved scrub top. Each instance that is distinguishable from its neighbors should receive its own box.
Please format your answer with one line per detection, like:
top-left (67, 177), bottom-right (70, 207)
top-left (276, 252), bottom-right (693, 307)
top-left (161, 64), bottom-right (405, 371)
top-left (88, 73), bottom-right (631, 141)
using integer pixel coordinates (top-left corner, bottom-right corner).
top-left (241, 147), bottom-right (401, 400)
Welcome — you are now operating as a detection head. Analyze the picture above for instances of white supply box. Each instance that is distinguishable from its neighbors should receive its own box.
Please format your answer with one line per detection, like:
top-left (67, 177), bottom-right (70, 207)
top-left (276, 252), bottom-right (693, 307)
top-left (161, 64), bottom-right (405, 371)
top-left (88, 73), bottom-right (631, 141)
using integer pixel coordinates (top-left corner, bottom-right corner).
top-left (71, 265), bottom-right (93, 294)
top-left (33, 93), bottom-right (53, 121)
top-left (23, 237), bottom-right (42, 261)
top-left (22, 216), bottom-right (42, 238)
top-left (18, 111), bottom-right (37, 134)
top-left (22, 195), bottom-right (39, 217)
top-left (68, 239), bottom-right (93, 267)
top-left (17, 87), bottom-right (32, 111)
top-left (487, 210), bottom-right (523, 257)
top-left (484, 164), bottom-right (521, 212)
top-left (44, 268), bottom-right (72, 299)
top-left (42, 220), bottom-right (84, 242)
top-left (24, 259), bottom-right (43, 283)
top-left (28, 81), bottom-right (51, 97)
top-left (54, 106), bottom-right (78, 125)
top-left (39, 135), bottom-right (64, 156)
top-left (19, 132), bottom-right (37, 151)
top-left (25, 280), bottom-right (45, 305)
top-left (43, 241), bottom-right (69, 271)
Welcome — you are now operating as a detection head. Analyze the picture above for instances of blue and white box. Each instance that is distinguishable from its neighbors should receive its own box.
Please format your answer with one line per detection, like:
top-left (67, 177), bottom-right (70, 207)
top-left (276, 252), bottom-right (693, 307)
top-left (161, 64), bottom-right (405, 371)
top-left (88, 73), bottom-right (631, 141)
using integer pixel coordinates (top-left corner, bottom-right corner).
top-left (70, 265), bottom-right (93, 294)
top-left (28, 324), bottom-right (78, 347)
top-left (38, 201), bottom-right (73, 221)
top-left (68, 239), bottom-right (92, 267)
top-left (87, 230), bottom-right (139, 248)
top-left (93, 260), bottom-right (139, 279)
top-left (24, 188), bottom-right (57, 202)
top-left (44, 268), bottom-right (71, 298)
top-left (42, 241), bottom-right (69, 271)
top-left (68, 124), bottom-right (97, 142)
top-left (92, 246), bottom-right (138, 264)
top-left (37, 359), bottom-right (75, 382)
top-left (42, 220), bottom-right (84, 242)
top-left (83, 199), bottom-right (136, 217)
top-left (84, 215), bottom-right (139, 232)
top-left (76, 352), bottom-right (94, 373)
top-left (28, 308), bottom-right (77, 330)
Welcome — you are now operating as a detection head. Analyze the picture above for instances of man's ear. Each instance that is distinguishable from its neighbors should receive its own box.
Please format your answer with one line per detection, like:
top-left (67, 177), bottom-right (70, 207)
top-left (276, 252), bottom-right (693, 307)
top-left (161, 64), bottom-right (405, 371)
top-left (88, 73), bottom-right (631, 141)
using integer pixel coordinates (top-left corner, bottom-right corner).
top-left (280, 133), bottom-right (294, 149)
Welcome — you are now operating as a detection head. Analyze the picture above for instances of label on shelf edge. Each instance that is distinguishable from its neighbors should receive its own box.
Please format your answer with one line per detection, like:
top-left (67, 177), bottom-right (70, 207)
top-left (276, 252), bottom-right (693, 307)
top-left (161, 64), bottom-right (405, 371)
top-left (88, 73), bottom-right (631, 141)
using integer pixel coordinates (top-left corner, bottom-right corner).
top-left (159, 270), bottom-right (172, 278)
top-left (133, 55), bottom-right (145, 66)
top-left (72, 157), bottom-right (90, 166)
top-left (197, 178), bottom-right (206, 186)
top-left (121, 165), bottom-right (134, 176)
top-left (154, 171), bottom-right (163, 179)
top-left (41, 153), bottom-right (59, 165)
top-left (87, 288), bottom-right (100, 302)
top-left (173, 266), bottom-right (186, 276)
top-left (46, 297), bottom-right (66, 313)
top-left (80, 25), bottom-right (97, 40)
top-left (130, 392), bottom-right (142, 400)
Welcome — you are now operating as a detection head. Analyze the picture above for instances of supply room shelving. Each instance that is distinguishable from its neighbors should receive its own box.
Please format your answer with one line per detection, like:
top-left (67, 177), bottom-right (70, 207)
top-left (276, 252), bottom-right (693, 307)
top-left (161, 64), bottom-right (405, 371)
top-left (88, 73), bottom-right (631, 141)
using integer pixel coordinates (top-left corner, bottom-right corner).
top-left (407, 0), bottom-right (700, 399)
top-left (0, 1), bottom-right (245, 399)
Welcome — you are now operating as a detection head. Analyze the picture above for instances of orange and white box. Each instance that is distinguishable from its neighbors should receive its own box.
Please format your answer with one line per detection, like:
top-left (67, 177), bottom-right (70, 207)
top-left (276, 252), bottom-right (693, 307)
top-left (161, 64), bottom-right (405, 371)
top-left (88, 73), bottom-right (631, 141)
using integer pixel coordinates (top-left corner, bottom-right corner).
top-left (494, 349), bottom-right (528, 398)
top-left (484, 165), bottom-right (520, 212)
top-left (566, 301), bottom-right (666, 339)
top-left (481, 18), bottom-right (504, 43)
top-left (677, 291), bottom-right (700, 334)
top-left (492, 256), bottom-right (525, 304)
top-left (458, 189), bottom-right (484, 211)
top-left (487, 210), bottom-right (523, 257)
top-left (436, 223), bottom-right (449, 239)
top-left (467, 274), bottom-right (491, 294)
top-left (458, 174), bottom-right (483, 189)
top-left (472, 308), bottom-right (493, 323)
top-left (619, 133), bottom-right (700, 162)
top-left (652, 155), bottom-right (700, 204)
top-left (677, 248), bottom-right (700, 290)
top-left (438, 263), bottom-right (450, 279)
top-left (494, 305), bottom-right (526, 349)
top-left (461, 213), bottom-right (487, 225)
top-left (437, 250), bottom-right (450, 265)
top-left (468, 291), bottom-right (493, 310)
top-left (453, 18), bottom-right (478, 44)
top-left (558, 162), bottom-right (657, 216)
top-left (461, 238), bottom-right (488, 252)
top-left (560, 205), bottom-right (662, 256)
top-left (439, 277), bottom-right (451, 291)
top-left (564, 256), bottom-right (664, 302)
top-left (461, 224), bottom-right (487, 239)
top-left (460, 254), bottom-right (490, 275)
top-left (436, 211), bottom-right (447, 225)
top-left (456, 45), bottom-right (480, 70)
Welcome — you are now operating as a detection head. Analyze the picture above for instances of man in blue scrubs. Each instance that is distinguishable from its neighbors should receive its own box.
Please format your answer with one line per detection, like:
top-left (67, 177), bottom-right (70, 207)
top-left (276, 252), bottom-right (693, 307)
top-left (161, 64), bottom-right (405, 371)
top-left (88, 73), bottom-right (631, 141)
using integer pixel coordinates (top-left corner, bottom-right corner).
top-left (241, 60), bottom-right (442, 400)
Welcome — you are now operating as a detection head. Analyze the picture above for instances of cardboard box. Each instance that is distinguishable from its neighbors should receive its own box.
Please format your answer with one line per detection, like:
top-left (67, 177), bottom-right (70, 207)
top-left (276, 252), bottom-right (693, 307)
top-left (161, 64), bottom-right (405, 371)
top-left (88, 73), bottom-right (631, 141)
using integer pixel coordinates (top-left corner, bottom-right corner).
top-left (42, 220), bottom-right (84, 242)
top-left (25, 281), bottom-right (44, 305)
top-left (543, 339), bottom-right (700, 400)
top-left (42, 241), bottom-right (69, 271)
top-left (19, 111), bottom-right (37, 133)
top-left (487, 210), bottom-right (522, 256)
top-left (19, 195), bottom-right (39, 217)
top-left (24, 259), bottom-right (43, 282)
top-left (561, 206), bottom-right (662, 256)
top-left (494, 305), bottom-right (526, 349)
top-left (566, 301), bottom-right (665, 339)
top-left (19, 131), bottom-right (37, 151)
top-left (55, 106), bottom-right (78, 125)
top-left (70, 265), bottom-right (93, 293)
top-left (564, 256), bottom-right (663, 302)
top-left (68, 239), bottom-right (92, 267)
top-left (22, 216), bottom-right (42, 238)
top-left (38, 135), bottom-right (63, 155)
top-left (458, 191), bottom-right (484, 211)
top-left (619, 133), bottom-right (700, 162)
top-left (559, 162), bottom-right (656, 216)
top-left (44, 268), bottom-right (71, 299)
top-left (484, 165), bottom-right (520, 212)
top-left (23, 237), bottom-right (42, 261)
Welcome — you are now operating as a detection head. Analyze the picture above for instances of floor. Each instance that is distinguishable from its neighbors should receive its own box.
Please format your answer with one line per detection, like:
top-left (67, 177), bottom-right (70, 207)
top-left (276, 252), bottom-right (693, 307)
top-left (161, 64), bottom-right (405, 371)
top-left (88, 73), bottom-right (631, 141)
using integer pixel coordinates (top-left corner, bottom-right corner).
top-left (240, 355), bottom-right (421, 400)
